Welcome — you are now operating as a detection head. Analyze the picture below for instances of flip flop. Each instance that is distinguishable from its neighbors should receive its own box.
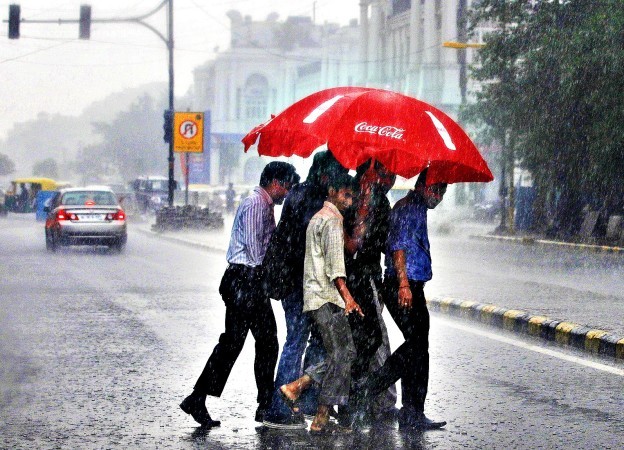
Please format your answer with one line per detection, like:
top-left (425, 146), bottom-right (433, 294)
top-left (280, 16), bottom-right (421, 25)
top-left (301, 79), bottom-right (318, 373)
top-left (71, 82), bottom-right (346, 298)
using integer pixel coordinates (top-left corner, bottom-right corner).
top-left (278, 386), bottom-right (300, 414)
top-left (309, 421), bottom-right (353, 435)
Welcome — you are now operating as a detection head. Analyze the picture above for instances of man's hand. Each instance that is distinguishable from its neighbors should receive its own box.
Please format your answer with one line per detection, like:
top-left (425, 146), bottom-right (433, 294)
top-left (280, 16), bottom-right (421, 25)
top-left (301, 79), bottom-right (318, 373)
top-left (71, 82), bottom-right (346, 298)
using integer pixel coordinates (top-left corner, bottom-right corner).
top-left (345, 298), bottom-right (364, 317)
top-left (398, 284), bottom-right (412, 309)
top-left (334, 277), bottom-right (364, 317)
top-left (392, 250), bottom-right (412, 309)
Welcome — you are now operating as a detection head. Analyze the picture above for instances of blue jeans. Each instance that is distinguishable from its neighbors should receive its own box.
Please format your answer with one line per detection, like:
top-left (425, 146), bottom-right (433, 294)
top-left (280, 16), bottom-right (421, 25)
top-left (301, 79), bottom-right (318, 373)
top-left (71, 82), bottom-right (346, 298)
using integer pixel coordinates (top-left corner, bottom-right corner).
top-left (265, 290), bottom-right (325, 421)
top-left (274, 290), bottom-right (311, 388)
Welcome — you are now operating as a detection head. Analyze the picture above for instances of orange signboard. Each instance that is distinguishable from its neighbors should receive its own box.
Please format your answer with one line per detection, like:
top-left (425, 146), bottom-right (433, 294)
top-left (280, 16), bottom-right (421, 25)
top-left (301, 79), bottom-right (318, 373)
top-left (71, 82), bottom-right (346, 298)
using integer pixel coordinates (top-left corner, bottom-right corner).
top-left (173, 112), bottom-right (204, 153)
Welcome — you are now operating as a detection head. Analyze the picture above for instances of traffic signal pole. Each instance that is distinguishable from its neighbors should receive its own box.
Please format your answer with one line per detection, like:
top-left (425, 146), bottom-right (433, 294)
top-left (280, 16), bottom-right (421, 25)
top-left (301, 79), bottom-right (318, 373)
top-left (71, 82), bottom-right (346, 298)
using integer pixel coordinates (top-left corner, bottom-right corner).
top-left (5, 1), bottom-right (176, 207)
top-left (167, 0), bottom-right (175, 208)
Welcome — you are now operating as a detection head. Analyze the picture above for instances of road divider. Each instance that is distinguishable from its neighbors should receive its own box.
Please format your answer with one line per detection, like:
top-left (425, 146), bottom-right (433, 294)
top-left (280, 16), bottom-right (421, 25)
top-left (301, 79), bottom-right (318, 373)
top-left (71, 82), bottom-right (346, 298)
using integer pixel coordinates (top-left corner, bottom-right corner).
top-left (427, 296), bottom-right (624, 361)
top-left (470, 234), bottom-right (624, 254)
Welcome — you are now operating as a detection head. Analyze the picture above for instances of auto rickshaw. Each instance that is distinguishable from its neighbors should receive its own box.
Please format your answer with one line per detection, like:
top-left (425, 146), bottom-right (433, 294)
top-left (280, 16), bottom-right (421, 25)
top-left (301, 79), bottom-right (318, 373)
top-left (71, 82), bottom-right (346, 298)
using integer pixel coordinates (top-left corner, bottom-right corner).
top-left (4, 178), bottom-right (59, 216)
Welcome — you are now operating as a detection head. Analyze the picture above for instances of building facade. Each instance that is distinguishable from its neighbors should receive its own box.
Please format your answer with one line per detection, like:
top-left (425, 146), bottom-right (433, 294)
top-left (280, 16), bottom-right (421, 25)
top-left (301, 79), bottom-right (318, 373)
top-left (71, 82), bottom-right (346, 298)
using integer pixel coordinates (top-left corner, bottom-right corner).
top-left (191, 1), bottom-right (489, 198)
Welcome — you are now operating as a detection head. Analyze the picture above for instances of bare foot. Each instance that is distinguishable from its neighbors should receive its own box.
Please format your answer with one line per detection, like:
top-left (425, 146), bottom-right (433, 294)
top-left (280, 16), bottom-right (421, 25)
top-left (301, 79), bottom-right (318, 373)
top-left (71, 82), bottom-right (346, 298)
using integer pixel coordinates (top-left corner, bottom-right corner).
top-left (309, 406), bottom-right (330, 432)
top-left (310, 415), bottom-right (330, 432)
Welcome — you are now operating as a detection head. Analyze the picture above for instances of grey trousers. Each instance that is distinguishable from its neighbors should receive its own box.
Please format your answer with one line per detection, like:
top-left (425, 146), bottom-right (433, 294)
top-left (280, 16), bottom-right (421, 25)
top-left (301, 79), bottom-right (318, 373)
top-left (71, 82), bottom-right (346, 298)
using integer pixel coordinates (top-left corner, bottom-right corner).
top-left (305, 303), bottom-right (356, 406)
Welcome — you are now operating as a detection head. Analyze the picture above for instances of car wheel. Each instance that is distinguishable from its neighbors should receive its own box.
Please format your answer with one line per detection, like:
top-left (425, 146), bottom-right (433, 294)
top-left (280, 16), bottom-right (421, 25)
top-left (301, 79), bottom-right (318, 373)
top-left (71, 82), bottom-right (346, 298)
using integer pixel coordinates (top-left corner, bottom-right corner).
top-left (45, 230), bottom-right (57, 252)
top-left (110, 239), bottom-right (126, 253)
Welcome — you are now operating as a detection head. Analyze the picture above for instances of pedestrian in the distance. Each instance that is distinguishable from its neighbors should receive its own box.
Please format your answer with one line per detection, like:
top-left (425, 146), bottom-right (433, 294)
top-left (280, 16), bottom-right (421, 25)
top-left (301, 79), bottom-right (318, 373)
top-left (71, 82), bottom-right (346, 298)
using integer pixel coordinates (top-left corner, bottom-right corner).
top-left (353, 168), bottom-right (447, 430)
top-left (179, 161), bottom-right (300, 427)
top-left (278, 173), bottom-right (363, 434)
top-left (225, 182), bottom-right (235, 214)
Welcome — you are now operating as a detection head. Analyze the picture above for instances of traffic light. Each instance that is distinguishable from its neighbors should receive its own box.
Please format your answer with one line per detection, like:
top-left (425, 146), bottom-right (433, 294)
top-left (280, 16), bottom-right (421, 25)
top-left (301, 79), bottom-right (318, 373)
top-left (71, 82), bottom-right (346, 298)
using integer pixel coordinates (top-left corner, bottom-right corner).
top-left (79, 5), bottom-right (91, 39)
top-left (8, 4), bottom-right (20, 39)
top-left (163, 109), bottom-right (173, 144)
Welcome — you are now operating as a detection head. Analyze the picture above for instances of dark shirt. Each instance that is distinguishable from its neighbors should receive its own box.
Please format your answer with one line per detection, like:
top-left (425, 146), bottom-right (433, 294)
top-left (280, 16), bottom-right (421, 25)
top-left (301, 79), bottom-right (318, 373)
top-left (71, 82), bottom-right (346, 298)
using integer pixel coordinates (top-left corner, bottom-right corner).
top-left (385, 190), bottom-right (432, 282)
top-left (262, 180), bottom-right (326, 299)
top-left (344, 190), bottom-right (391, 283)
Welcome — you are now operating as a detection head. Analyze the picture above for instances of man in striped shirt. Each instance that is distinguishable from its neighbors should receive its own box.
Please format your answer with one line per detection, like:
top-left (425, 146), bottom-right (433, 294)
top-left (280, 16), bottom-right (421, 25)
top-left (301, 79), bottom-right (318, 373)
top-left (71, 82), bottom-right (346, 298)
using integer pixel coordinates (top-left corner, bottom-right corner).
top-left (180, 161), bottom-right (299, 427)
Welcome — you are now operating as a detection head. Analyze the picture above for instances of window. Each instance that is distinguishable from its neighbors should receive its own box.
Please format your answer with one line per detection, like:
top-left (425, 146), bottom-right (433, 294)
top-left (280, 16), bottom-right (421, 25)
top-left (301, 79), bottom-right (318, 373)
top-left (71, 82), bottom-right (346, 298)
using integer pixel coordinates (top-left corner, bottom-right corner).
top-left (62, 191), bottom-right (116, 206)
top-left (244, 74), bottom-right (269, 121)
top-left (392, 0), bottom-right (411, 15)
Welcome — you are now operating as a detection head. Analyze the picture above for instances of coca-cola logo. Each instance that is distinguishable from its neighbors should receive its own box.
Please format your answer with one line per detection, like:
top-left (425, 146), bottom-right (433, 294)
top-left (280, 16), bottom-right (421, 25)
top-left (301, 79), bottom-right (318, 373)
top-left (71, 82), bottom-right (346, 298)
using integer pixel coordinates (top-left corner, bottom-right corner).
top-left (354, 122), bottom-right (404, 140)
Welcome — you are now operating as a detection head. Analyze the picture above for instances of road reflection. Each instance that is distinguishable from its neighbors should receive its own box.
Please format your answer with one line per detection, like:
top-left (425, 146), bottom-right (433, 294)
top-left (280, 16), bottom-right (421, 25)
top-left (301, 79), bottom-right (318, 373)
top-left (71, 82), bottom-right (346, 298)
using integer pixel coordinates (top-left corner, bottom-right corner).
top-left (185, 423), bottom-right (433, 449)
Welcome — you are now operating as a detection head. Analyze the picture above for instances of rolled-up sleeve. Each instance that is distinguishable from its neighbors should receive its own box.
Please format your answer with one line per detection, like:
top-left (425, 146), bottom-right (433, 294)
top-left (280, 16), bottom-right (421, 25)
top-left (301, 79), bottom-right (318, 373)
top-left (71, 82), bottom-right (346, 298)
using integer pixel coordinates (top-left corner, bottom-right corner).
top-left (322, 217), bottom-right (346, 282)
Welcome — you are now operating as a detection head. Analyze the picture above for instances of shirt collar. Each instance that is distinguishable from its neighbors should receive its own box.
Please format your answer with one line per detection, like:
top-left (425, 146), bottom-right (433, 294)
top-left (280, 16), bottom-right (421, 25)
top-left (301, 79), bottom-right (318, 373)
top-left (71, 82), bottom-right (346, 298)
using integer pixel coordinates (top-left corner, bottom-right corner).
top-left (323, 200), bottom-right (342, 218)
top-left (255, 186), bottom-right (273, 205)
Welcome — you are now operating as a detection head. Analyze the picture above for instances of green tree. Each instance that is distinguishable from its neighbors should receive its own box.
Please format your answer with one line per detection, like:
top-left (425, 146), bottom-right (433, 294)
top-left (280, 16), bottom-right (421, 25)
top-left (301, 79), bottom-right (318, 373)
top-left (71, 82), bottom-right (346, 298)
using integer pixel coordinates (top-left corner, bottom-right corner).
top-left (465, 0), bottom-right (624, 237)
top-left (32, 158), bottom-right (59, 178)
top-left (0, 153), bottom-right (16, 176)
top-left (75, 94), bottom-right (168, 183)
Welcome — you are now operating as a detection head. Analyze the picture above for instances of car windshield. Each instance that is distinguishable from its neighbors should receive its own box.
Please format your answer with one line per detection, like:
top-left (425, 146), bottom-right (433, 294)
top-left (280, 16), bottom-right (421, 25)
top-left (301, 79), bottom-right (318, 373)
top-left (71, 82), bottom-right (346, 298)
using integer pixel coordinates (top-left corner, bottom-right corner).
top-left (149, 180), bottom-right (166, 191)
top-left (61, 191), bottom-right (117, 206)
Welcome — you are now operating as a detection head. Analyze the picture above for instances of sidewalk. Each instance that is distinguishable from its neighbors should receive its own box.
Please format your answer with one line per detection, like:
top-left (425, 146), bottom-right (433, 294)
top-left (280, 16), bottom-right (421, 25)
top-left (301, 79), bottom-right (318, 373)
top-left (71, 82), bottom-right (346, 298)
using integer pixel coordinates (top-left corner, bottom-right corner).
top-left (135, 219), bottom-right (624, 361)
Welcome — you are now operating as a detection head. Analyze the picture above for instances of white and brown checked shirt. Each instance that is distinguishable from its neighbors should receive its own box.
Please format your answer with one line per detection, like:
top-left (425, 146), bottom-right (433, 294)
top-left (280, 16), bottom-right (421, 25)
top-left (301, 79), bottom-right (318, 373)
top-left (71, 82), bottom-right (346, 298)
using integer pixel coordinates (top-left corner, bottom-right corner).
top-left (302, 201), bottom-right (347, 313)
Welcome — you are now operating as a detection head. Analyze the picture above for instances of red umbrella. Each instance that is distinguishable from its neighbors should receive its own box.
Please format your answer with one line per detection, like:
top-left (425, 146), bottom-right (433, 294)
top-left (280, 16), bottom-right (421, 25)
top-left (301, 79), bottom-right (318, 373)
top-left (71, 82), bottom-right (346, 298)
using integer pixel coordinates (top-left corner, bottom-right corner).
top-left (243, 87), bottom-right (493, 184)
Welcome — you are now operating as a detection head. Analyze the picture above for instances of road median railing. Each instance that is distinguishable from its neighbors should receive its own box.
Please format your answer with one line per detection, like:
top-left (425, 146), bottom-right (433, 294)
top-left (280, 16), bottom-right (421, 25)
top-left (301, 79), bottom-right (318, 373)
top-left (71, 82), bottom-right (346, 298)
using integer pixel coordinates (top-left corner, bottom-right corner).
top-left (427, 296), bottom-right (624, 361)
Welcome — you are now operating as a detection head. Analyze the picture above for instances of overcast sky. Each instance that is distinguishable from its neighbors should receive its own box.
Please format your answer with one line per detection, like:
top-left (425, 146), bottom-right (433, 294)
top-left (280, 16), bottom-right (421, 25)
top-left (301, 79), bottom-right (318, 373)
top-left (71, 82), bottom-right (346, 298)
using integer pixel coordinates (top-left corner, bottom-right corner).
top-left (0, 0), bottom-right (358, 139)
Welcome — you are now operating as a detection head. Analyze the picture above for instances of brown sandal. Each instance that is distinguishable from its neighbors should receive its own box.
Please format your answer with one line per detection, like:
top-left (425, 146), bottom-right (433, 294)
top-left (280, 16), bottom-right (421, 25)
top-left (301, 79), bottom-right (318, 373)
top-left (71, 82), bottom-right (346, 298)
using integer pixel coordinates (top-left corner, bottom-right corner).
top-left (278, 386), bottom-right (300, 414)
top-left (309, 421), bottom-right (353, 435)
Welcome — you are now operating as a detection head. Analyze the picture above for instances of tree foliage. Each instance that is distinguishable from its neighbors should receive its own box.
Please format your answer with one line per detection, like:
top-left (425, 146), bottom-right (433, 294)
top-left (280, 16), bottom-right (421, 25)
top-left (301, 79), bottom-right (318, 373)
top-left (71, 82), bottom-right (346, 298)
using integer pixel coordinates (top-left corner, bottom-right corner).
top-left (465, 0), bottom-right (624, 236)
top-left (0, 153), bottom-right (16, 176)
top-left (32, 158), bottom-right (59, 179)
top-left (74, 95), bottom-right (168, 184)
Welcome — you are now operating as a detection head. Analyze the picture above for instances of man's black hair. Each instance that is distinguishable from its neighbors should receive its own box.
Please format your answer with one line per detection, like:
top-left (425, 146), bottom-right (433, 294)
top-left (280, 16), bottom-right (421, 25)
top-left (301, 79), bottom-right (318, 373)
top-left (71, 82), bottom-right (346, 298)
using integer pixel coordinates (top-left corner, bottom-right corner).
top-left (415, 167), bottom-right (429, 187)
top-left (306, 150), bottom-right (348, 185)
top-left (327, 172), bottom-right (358, 194)
top-left (259, 161), bottom-right (300, 187)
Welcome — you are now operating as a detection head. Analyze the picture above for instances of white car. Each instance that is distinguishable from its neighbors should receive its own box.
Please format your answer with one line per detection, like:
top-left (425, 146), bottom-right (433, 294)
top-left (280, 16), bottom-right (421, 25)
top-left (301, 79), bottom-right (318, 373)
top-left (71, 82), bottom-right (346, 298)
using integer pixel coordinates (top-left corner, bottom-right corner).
top-left (44, 187), bottom-right (127, 252)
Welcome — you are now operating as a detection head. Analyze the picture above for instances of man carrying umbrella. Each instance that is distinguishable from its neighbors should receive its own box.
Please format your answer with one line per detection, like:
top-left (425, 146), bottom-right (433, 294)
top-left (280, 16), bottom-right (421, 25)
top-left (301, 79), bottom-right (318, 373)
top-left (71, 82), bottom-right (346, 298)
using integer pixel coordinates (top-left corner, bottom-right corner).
top-left (354, 168), bottom-right (447, 430)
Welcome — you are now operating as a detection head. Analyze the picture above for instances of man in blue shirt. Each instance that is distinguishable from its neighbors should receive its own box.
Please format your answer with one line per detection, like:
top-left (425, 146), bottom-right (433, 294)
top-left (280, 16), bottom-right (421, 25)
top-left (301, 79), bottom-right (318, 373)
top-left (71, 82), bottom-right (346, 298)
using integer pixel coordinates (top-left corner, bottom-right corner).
top-left (354, 168), bottom-right (447, 430)
top-left (179, 161), bottom-right (299, 427)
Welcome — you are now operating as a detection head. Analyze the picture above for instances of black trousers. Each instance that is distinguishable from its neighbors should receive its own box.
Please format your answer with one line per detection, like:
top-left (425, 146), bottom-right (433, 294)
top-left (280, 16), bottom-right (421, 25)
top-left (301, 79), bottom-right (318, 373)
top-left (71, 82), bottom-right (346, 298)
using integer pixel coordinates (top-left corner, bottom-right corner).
top-left (193, 265), bottom-right (278, 408)
top-left (365, 276), bottom-right (429, 412)
top-left (347, 273), bottom-right (383, 384)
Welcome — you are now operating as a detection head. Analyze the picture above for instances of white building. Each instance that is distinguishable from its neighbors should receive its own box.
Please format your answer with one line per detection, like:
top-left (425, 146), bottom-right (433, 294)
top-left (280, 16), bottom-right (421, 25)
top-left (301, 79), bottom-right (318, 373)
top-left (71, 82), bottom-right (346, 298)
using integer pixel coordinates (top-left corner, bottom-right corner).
top-left (191, 1), bottom-right (488, 194)
top-left (191, 11), bottom-right (358, 185)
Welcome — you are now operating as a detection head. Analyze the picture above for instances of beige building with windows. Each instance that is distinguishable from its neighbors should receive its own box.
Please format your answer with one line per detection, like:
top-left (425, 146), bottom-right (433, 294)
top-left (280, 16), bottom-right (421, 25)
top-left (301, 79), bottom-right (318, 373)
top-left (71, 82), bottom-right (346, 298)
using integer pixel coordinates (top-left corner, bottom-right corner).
top-left (191, 1), bottom-right (488, 192)
top-left (191, 11), bottom-right (358, 185)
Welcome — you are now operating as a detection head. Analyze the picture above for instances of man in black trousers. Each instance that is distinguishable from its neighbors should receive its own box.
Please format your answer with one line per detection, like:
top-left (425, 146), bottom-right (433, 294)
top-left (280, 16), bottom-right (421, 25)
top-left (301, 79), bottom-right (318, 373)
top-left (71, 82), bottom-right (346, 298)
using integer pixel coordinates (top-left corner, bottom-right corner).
top-left (354, 168), bottom-right (447, 430)
top-left (180, 161), bottom-right (299, 427)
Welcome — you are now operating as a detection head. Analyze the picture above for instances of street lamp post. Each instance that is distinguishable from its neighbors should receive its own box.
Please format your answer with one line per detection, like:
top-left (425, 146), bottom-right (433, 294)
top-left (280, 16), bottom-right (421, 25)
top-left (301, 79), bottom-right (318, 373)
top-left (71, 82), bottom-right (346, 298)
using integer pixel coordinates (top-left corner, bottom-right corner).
top-left (443, 39), bottom-right (514, 233)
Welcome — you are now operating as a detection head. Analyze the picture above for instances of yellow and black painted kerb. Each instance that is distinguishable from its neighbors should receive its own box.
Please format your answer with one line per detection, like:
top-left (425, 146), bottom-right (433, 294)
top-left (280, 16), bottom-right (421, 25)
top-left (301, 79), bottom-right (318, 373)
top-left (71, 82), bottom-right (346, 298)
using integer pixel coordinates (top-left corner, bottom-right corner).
top-left (427, 296), bottom-right (624, 361)
top-left (470, 234), bottom-right (624, 254)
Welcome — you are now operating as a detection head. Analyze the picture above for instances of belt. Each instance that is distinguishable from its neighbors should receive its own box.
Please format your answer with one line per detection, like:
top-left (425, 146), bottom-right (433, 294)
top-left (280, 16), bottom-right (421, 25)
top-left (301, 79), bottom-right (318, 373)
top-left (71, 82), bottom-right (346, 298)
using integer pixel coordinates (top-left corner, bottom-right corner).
top-left (227, 263), bottom-right (263, 277)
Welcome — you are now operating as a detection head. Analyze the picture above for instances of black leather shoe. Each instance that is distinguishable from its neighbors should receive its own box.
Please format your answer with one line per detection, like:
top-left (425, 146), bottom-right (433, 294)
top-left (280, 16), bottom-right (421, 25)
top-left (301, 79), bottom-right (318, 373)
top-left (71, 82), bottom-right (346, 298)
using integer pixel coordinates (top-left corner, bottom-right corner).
top-left (398, 410), bottom-right (446, 430)
top-left (255, 407), bottom-right (267, 423)
top-left (180, 393), bottom-right (221, 428)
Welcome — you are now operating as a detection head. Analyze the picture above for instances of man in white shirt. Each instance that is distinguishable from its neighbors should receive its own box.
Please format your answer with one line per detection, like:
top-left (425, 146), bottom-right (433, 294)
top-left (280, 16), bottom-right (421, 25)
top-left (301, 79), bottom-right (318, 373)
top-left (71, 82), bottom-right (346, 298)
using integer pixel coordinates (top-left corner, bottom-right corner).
top-left (277, 173), bottom-right (364, 434)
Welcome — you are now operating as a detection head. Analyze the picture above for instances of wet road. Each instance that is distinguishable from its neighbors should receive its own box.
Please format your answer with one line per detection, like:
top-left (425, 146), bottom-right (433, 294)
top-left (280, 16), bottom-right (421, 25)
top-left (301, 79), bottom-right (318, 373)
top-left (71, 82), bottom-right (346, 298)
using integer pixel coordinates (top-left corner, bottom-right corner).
top-left (1, 215), bottom-right (622, 449)
top-left (425, 216), bottom-right (624, 336)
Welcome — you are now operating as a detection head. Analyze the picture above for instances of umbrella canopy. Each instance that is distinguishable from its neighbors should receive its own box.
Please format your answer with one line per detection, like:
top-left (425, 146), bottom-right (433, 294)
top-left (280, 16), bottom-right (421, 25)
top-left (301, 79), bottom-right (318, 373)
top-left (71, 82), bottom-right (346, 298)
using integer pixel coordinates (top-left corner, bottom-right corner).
top-left (243, 87), bottom-right (493, 184)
